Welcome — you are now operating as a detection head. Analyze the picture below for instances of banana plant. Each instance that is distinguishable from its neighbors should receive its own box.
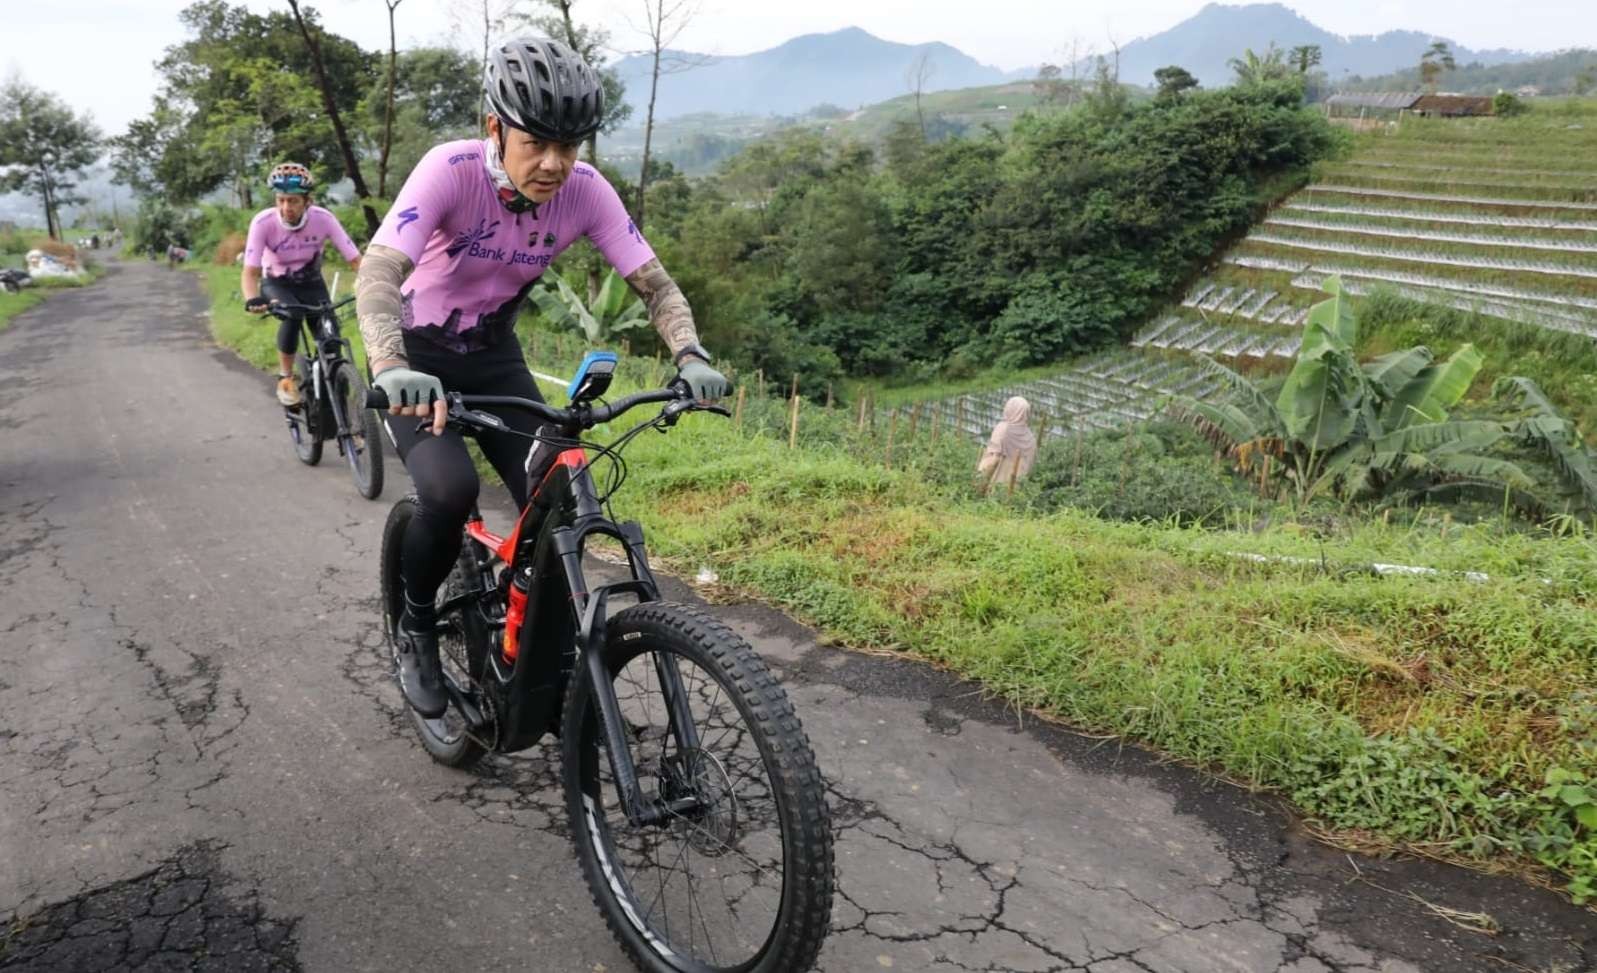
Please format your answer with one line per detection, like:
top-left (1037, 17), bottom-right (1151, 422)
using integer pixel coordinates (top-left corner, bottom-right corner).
top-left (1496, 376), bottom-right (1597, 512)
top-left (530, 269), bottom-right (650, 344)
top-left (1171, 276), bottom-right (1533, 506)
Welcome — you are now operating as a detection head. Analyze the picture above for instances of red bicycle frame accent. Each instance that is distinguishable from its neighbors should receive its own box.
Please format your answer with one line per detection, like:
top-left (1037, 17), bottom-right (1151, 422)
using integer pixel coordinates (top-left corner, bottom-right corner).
top-left (468, 447), bottom-right (589, 665)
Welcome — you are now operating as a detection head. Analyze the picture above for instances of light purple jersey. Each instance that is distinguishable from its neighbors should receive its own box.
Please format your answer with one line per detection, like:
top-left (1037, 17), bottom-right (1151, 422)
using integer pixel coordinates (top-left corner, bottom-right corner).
top-left (370, 139), bottom-right (655, 354)
top-left (243, 206), bottom-right (361, 283)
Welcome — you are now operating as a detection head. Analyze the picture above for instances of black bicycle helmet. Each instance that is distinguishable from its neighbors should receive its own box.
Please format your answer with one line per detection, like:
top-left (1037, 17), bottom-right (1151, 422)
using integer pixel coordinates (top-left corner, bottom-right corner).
top-left (485, 36), bottom-right (604, 143)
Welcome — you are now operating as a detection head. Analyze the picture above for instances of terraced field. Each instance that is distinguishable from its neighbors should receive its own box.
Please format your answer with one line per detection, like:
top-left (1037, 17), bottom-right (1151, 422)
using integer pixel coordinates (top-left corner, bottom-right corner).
top-left (916, 111), bottom-right (1597, 438)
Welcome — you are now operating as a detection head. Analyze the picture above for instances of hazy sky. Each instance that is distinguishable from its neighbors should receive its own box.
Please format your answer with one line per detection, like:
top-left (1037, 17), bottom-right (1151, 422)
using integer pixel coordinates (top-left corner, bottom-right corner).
top-left (3, 0), bottom-right (1595, 138)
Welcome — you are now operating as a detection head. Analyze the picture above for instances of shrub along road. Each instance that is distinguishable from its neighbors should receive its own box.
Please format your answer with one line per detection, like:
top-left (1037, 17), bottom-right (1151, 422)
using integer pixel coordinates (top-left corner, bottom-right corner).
top-left (0, 257), bottom-right (1591, 972)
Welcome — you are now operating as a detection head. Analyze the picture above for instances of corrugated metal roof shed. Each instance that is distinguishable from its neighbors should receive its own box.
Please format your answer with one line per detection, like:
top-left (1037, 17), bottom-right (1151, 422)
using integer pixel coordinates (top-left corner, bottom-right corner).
top-left (1412, 94), bottom-right (1495, 116)
top-left (1325, 92), bottom-right (1424, 109)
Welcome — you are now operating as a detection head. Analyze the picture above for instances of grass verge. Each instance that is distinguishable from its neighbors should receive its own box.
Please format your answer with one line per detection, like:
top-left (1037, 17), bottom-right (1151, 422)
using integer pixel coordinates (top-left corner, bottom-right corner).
top-left (0, 267), bottom-right (106, 333)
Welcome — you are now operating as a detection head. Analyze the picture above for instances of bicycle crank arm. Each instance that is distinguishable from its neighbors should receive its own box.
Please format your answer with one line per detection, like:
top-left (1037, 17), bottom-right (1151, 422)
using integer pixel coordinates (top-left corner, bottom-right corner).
top-left (442, 677), bottom-right (488, 731)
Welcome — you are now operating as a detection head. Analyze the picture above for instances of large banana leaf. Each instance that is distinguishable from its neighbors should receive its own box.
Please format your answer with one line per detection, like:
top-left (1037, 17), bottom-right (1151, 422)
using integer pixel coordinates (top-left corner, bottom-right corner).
top-left (1381, 343), bottom-right (1483, 430)
top-left (1362, 347), bottom-right (1432, 399)
top-left (1512, 415), bottom-right (1597, 508)
top-left (592, 269), bottom-right (650, 333)
top-left (530, 271), bottom-right (648, 343)
top-left (1300, 275), bottom-right (1358, 352)
top-left (1277, 351), bottom-right (1367, 452)
top-left (1494, 375), bottom-right (1562, 418)
top-left (1366, 419), bottom-right (1507, 457)
top-left (1276, 276), bottom-right (1371, 451)
top-left (1168, 396), bottom-right (1265, 448)
top-left (1189, 354), bottom-right (1284, 436)
top-left (1422, 453), bottom-right (1536, 489)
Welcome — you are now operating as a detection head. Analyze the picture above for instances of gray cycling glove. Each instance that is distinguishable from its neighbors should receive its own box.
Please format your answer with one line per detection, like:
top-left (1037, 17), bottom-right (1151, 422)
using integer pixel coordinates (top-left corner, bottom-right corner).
top-left (373, 365), bottom-right (444, 408)
top-left (679, 360), bottom-right (730, 402)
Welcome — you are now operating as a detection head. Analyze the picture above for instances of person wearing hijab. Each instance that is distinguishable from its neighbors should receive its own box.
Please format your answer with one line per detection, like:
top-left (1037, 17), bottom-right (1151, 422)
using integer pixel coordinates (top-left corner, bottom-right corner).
top-left (977, 396), bottom-right (1039, 493)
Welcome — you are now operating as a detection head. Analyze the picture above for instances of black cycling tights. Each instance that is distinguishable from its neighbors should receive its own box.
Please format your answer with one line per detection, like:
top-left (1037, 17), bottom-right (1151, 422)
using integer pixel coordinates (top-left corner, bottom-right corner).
top-left (384, 333), bottom-right (547, 616)
top-left (259, 275), bottom-right (330, 356)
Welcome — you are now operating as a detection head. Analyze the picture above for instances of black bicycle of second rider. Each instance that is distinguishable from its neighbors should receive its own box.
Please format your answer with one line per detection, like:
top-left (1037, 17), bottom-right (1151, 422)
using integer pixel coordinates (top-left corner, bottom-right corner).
top-left (265, 296), bottom-right (384, 499)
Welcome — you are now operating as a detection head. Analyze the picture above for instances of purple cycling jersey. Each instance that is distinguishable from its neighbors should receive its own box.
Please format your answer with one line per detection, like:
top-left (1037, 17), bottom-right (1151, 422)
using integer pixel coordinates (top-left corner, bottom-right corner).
top-left (243, 206), bottom-right (361, 282)
top-left (369, 139), bottom-right (655, 354)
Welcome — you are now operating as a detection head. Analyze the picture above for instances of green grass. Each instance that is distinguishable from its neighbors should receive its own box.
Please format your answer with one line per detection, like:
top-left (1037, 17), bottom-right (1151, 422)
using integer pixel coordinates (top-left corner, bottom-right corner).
top-left (0, 290), bottom-right (48, 331)
top-left (0, 266), bottom-right (105, 333)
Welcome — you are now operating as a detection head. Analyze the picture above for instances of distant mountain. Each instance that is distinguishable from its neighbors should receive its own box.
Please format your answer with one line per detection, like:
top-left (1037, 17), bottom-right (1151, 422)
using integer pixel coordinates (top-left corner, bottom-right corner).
top-left (609, 27), bottom-right (1007, 120)
top-left (1096, 3), bottom-right (1532, 88)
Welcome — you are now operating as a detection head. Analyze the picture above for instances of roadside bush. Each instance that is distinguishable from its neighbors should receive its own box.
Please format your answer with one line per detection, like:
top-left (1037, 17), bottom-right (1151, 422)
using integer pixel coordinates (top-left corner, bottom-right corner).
top-left (130, 197), bottom-right (198, 256)
top-left (1027, 421), bottom-right (1258, 523)
top-left (214, 232), bottom-right (246, 266)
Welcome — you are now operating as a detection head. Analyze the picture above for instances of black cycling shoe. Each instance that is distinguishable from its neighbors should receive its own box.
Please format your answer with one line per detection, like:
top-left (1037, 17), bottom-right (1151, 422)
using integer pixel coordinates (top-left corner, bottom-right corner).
top-left (395, 608), bottom-right (448, 719)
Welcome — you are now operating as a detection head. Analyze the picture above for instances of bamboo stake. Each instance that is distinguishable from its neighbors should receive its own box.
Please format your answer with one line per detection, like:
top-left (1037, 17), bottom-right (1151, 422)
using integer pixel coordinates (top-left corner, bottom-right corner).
top-left (757, 369), bottom-right (765, 400)
top-left (980, 457), bottom-right (1001, 497)
top-left (825, 382), bottom-right (833, 409)
top-left (1034, 408), bottom-right (1048, 449)
top-left (908, 403), bottom-right (921, 439)
top-left (885, 409), bottom-right (898, 468)
top-left (1007, 459), bottom-right (1021, 499)
top-left (788, 387), bottom-right (801, 450)
top-left (734, 385), bottom-right (746, 429)
top-left (856, 396), bottom-right (868, 434)
top-left (930, 401), bottom-right (941, 445)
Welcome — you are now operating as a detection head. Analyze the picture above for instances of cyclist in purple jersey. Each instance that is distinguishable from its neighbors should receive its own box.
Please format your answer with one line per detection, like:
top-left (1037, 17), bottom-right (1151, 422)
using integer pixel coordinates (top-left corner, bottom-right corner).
top-left (243, 163), bottom-right (363, 406)
top-left (356, 36), bottom-right (728, 717)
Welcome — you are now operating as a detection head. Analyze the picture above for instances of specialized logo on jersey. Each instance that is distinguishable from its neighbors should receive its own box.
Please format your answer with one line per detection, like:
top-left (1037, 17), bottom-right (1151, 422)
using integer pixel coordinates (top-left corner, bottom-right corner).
top-left (445, 218), bottom-right (502, 258)
top-left (447, 152), bottom-right (481, 166)
top-left (626, 219), bottom-right (644, 246)
top-left (395, 206), bottom-right (420, 234)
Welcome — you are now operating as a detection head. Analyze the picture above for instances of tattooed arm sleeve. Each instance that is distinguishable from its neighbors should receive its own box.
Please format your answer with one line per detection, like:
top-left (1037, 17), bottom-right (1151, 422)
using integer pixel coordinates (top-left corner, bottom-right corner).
top-left (355, 244), bottom-right (414, 369)
top-left (624, 259), bottom-right (702, 361)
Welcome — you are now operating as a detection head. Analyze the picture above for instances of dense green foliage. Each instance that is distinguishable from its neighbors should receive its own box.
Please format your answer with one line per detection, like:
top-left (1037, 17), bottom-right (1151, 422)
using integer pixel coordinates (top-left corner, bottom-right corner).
top-left (111, 0), bottom-right (375, 207)
top-left (635, 81), bottom-right (1342, 386)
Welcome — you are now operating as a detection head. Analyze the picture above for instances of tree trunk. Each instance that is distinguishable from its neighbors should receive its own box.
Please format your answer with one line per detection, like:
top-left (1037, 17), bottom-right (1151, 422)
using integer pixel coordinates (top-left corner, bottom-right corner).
top-left (40, 172), bottom-right (55, 241)
top-left (286, 0), bottom-right (380, 236)
top-left (636, 47), bottom-right (661, 231)
top-left (380, 1), bottom-right (401, 198)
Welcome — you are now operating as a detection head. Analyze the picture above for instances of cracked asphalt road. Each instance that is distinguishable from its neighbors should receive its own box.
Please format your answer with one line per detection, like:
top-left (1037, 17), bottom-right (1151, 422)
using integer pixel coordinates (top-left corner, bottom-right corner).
top-left (1, 258), bottom-right (1593, 972)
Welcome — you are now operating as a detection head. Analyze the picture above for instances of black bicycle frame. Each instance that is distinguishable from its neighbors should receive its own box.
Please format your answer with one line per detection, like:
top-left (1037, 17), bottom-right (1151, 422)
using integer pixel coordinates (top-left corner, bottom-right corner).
top-left (456, 440), bottom-right (707, 827)
top-left (288, 306), bottom-right (355, 442)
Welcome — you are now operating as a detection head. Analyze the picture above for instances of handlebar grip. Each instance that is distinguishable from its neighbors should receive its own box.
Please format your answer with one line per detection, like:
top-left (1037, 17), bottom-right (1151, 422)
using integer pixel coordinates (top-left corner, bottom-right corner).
top-left (363, 387), bottom-right (390, 410)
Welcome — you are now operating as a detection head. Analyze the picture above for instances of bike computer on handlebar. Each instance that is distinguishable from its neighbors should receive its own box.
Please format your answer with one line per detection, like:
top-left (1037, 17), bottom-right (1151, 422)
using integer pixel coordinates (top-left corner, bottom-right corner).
top-left (567, 351), bottom-right (618, 404)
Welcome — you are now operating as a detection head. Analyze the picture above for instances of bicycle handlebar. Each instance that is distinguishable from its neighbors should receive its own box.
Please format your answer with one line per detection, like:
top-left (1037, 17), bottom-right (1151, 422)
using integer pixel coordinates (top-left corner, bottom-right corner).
top-left (261, 295), bottom-right (356, 319)
top-left (363, 381), bottom-right (729, 432)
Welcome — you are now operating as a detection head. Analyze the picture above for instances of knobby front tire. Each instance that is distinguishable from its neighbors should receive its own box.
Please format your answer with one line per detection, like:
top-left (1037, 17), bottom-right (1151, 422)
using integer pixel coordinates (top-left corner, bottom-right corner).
top-left (333, 361), bottom-right (383, 499)
top-left (561, 602), bottom-right (834, 973)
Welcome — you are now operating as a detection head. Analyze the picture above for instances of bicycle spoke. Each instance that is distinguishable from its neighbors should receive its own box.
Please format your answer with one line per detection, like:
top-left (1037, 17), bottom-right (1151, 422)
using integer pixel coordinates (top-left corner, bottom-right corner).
top-left (589, 644), bottom-right (790, 968)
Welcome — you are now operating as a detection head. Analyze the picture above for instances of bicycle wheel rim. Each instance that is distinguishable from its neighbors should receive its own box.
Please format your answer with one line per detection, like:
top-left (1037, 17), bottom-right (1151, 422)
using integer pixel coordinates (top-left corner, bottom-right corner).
top-left (576, 643), bottom-right (793, 972)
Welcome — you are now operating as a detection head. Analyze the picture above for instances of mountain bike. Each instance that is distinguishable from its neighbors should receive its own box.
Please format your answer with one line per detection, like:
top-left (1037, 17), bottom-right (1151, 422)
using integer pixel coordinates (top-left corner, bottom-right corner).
top-left (368, 354), bottom-right (834, 972)
top-left (266, 297), bottom-right (384, 499)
